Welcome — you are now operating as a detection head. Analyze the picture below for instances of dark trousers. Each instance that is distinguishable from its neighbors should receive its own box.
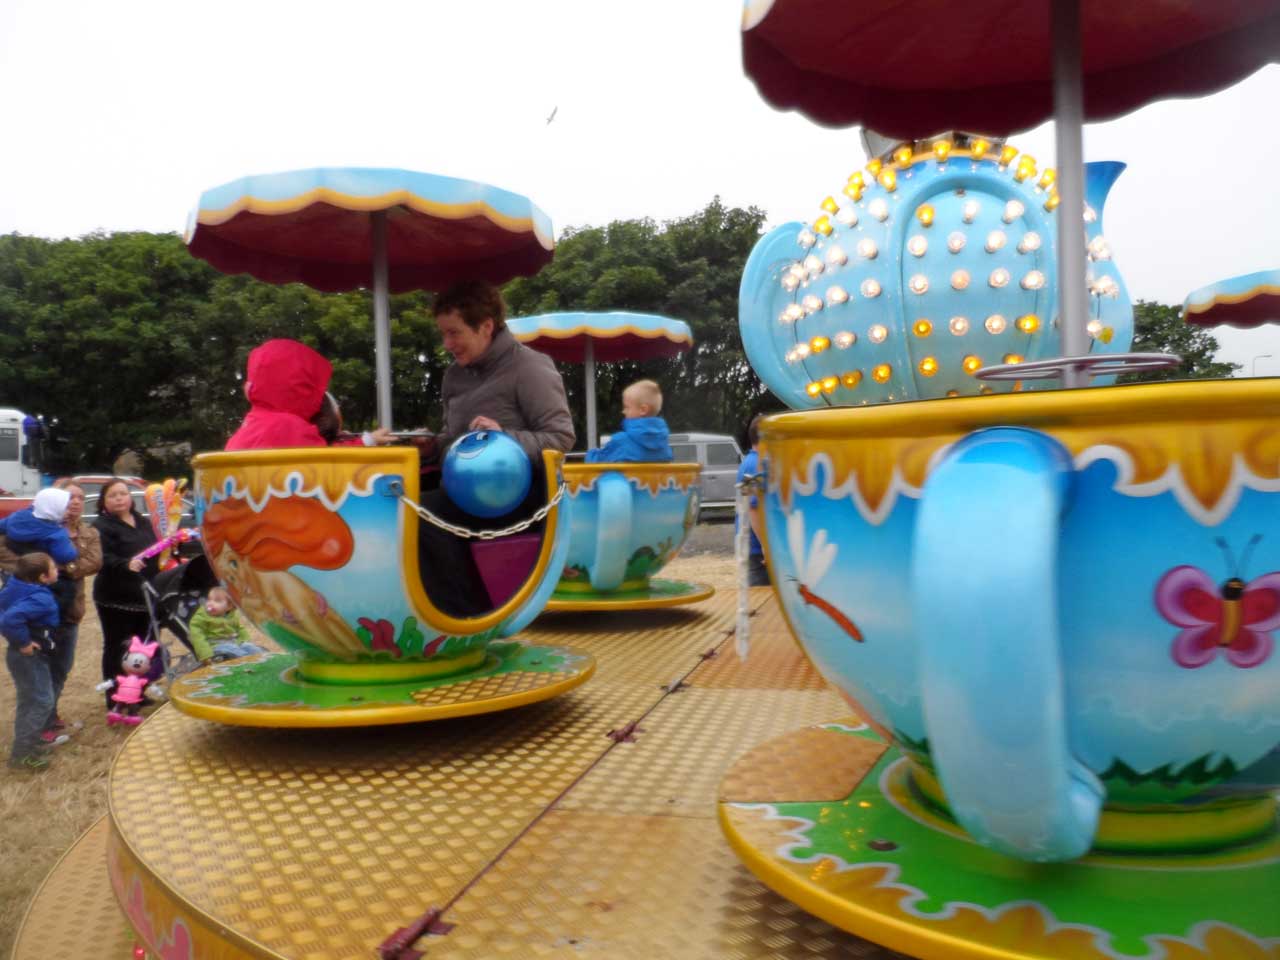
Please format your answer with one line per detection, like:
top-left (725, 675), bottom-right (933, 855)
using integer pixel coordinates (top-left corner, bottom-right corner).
top-left (6, 646), bottom-right (53, 762)
top-left (97, 607), bottom-right (151, 708)
top-left (747, 553), bottom-right (771, 588)
top-left (45, 621), bottom-right (78, 727)
top-left (417, 465), bottom-right (547, 618)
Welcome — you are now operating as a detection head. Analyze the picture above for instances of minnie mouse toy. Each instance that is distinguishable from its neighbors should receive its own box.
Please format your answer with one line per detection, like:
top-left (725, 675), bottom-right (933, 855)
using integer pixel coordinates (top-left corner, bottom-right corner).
top-left (95, 636), bottom-right (163, 726)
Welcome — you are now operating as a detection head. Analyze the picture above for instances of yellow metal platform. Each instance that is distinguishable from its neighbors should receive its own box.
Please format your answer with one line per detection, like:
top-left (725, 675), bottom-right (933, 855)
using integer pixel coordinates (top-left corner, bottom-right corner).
top-left (14, 589), bottom-right (910, 959)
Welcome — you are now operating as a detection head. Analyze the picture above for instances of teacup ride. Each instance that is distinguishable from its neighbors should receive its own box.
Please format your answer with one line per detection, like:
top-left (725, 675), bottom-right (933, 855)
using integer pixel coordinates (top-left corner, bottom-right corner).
top-left (723, 5), bottom-right (1280, 958)
top-left (170, 167), bottom-right (594, 727)
top-left (1184, 267), bottom-right (1280, 330)
top-left (508, 311), bottom-right (714, 610)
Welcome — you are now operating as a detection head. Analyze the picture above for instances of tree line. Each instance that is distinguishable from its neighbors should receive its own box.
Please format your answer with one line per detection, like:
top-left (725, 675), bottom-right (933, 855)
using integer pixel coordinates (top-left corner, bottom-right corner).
top-left (0, 199), bottom-right (1230, 475)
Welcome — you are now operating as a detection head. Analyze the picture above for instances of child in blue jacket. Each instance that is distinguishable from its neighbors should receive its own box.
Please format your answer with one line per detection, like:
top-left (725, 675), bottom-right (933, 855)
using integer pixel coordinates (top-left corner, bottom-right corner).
top-left (2, 552), bottom-right (62, 771)
top-left (585, 380), bottom-right (673, 463)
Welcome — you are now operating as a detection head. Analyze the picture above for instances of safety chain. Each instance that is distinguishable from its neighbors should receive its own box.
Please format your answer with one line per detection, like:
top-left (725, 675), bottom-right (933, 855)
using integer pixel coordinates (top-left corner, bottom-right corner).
top-left (392, 480), bottom-right (568, 540)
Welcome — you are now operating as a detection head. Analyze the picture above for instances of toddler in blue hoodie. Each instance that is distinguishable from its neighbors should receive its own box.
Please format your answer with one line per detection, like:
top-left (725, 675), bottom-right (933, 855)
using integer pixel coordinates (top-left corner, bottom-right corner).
top-left (2, 552), bottom-right (62, 770)
top-left (585, 380), bottom-right (673, 463)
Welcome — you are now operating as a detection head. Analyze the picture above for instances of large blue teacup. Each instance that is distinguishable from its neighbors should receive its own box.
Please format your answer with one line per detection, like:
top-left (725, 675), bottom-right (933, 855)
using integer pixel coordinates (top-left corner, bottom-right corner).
top-left (759, 379), bottom-right (1280, 862)
top-left (551, 462), bottom-right (702, 605)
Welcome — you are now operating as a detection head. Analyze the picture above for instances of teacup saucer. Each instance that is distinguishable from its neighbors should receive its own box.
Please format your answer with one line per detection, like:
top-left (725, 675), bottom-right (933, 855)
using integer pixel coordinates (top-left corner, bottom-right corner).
top-left (167, 642), bottom-right (595, 728)
top-left (545, 577), bottom-right (714, 611)
top-left (720, 720), bottom-right (1280, 960)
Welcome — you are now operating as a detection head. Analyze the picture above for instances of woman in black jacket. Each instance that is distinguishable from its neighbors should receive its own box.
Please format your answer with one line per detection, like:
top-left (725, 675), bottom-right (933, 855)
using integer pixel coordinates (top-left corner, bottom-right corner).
top-left (93, 478), bottom-right (158, 706)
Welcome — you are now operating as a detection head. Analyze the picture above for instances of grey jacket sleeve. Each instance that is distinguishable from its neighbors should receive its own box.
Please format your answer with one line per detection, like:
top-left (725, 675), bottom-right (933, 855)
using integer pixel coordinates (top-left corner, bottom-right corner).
top-left (509, 353), bottom-right (575, 459)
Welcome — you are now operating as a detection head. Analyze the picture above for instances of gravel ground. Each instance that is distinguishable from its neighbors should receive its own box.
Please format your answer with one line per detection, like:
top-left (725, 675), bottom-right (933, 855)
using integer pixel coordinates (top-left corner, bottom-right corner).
top-left (681, 517), bottom-right (736, 556)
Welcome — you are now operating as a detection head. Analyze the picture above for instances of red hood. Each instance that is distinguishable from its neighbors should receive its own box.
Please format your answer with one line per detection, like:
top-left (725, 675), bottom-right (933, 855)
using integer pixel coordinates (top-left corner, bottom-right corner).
top-left (245, 339), bottom-right (331, 418)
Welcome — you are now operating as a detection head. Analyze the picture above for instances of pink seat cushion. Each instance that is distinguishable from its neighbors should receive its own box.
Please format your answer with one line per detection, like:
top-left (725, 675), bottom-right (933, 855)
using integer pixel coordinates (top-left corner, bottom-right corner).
top-left (471, 534), bottom-right (543, 608)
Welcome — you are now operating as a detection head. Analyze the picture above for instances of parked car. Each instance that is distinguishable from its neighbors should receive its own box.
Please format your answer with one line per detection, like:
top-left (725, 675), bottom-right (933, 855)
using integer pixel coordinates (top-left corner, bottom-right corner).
top-left (82, 490), bottom-right (203, 559)
top-left (667, 432), bottom-right (743, 516)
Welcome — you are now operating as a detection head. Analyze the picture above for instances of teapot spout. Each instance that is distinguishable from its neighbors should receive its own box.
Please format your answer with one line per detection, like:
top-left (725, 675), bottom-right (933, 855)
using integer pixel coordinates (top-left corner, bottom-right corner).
top-left (1084, 161), bottom-right (1125, 231)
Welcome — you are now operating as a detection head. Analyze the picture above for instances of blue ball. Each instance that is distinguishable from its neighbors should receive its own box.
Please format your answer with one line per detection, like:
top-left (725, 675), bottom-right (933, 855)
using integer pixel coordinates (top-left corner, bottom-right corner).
top-left (442, 431), bottom-right (533, 519)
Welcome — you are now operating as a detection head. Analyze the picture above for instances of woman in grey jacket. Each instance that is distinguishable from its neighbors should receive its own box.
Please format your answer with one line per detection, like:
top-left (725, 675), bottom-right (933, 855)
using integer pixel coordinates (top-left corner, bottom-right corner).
top-left (419, 280), bottom-right (574, 616)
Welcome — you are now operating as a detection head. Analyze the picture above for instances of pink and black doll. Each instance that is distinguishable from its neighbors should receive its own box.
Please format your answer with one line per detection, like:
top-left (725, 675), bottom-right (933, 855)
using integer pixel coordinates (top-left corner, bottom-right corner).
top-left (95, 636), bottom-right (162, 726)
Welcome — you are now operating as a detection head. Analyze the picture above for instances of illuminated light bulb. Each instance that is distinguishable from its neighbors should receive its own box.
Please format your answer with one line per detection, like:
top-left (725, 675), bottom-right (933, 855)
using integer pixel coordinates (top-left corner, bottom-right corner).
top-left (908, 234), bottom-right (928, 257)
top-left (951, 269), bottom-right (970, 290)
top-left (1003, 353), bottom-right (1024, 365)
top-left (932, 140), bottom-right (952, 162)
top-left (810, 335), bottom-right (830, 353)
top-left (869, 197), bottom-right (890, 221)
top-left (872, 363), bottom-right (892, 383)
top-left (962, 199), bottom-right (980, 223)
top-left (803, 254), bottom-right (824, 276)
top-left (781, 273), bottom-right (800, 292)
top-left (1083, 204), bottom-right (1097, 223)
top-left (947, 230), bottom-right (967, 253)
top-left (797, 228), bottom-right (817, 249)
top-left (784, 347), bottom-right (800, 364)
top-left (821, 375), bottom-right (839, 393)
top-left (919, 356), bottom-right (939, 377)
top-left (1097, 326), bottom-right (1115, 343)
top-left (1016, 313), bottom-right (1040, 333)
top-left (894, 145), bottom-right (914, 166)
top-left (949, 316), bottom-right (970, 335)
top-left (1003, 200), bottom-right (1025, 223)
top-left (913, 319), bottom-right (933, 337)
top-left (780, 303), bottom-right (804, 324)
top-left (946, 389), bottom-right (960, 397)
top-left (1086, 319), bottom-right (1103, 338)
top-left (1038, 169), bottom-right (1057, 191)
top-left (843, 181), bottom-right (864, 201)
top-left (801, 293), bottom-right (823, 314)
top-left (1014, 156), bottom-right (1037, 182)
top-left (857, 238), bottom-right (878, 259)
top-left (1021, 270), bottom-right (1046, 291)
top-left (868, 323), bottom-right (888, 343)
top-left (989, 267), bottom-right (1010, 288)
top-left (1044, 191), bottom-right (1061, 212)
top-left (877, 168), bottom-right (898, 192)
top-left (999, 145), bottom-right (1018, 168)
top-left (794, 342), bottom-right (811, 359)
top-left (985, 314), bottom-right (1008, 334)
top-left (841, 370), bottom-right (862, 388)
top-left (848, 171), bottom-right (865, 191)
top-left (970, 138), bottom-right (991, 159)
top-left (805, 381), bottom-right (822, 397)
top-left (1017, 231), bottom-right (1041, 254)
top-left (836, 206), bottom-right (858, 226)
top-left (1090, 275), bottom-right (1119, 297)
top-left (963, 355), bottom-right (983, 374)
top-left (866, 158), bottom-right (883, 177)
top-left (813, 215), bottom-right (833, 236)
top-left (909, 274), bottom-right (929, 295)
top-left (861, 278), bottom-right (882, 299)
top-left (826, 244), bottom-right (848, 266)
top-left (1088, 235), bottom-right (1112, 261)
top-left (986, 230), bottom-right (1007, 253)
top-left (821, 196), bottom-right (840, 214)
top-left (916, 204), bottom-right (935, 226)
top-left (834, 330), bottom-right (855, 348)
top-left (826, 285), bottom-right (849, 305)
top-left (980, 385), bottom-right (994, 394)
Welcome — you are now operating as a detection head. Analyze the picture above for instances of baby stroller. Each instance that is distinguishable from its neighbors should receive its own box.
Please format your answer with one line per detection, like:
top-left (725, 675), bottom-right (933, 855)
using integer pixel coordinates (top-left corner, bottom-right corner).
top-left (142, 553), bottom-right (220, 680)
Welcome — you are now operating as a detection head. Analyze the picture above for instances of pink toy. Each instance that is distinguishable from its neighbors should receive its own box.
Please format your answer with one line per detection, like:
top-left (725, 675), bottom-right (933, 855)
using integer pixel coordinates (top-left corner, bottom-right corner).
top-left (95, 636), bottom-right (163, 726)
top-left (132, 528), bottom-right (201, 567)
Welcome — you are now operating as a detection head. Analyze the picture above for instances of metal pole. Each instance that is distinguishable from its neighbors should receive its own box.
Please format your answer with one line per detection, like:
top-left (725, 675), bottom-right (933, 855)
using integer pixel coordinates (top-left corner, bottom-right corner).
top-left (1052, 0), bottom-right (1088, 389)
top-left (584, 339), bottom-right (598, 449)
top-left (371, 210), bottom-right (393, 430)
top-left (1253, 354), bottom-right (1273, 377)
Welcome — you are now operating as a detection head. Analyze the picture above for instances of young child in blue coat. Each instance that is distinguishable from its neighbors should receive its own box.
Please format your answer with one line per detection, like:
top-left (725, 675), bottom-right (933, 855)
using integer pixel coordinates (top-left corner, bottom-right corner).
top-left (1, 552), bottom-right (63, 771)
top-left (585, 380), bottom-right (673, 463)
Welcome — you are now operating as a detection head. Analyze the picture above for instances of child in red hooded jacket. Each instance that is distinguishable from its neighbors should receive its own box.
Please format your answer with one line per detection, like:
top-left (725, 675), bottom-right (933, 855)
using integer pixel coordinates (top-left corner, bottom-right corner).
top-left (225, 340), bottom-right (391, 451)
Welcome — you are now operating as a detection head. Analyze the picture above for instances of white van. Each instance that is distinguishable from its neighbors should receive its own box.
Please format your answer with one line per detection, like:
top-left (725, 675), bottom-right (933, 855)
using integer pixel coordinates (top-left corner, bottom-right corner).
top-left (667, 432), bottom-right (743, 514)
top-left (0, 408), bottom-right (44, 497)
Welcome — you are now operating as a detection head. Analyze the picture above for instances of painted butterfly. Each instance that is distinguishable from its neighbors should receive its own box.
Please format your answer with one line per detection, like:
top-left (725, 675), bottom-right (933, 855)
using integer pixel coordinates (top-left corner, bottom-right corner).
top-left (1155, 536), bottom-right (1280, 669)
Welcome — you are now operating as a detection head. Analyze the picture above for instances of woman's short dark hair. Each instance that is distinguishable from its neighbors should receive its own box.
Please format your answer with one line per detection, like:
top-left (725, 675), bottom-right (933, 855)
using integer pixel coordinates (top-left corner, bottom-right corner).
top-left (98, 478), bottom-right (136, 512)
top-left (747, 414), bottom-right (765, 448)
top-left (433, 280), bottom-right (507, 332)
top-left (15, 552), bottom-right (53, 583)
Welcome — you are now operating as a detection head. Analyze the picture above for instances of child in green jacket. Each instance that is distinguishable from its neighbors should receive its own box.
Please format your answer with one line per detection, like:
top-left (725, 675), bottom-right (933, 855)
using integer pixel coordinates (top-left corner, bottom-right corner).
top-left (188, 586), bottom-right (265, 665)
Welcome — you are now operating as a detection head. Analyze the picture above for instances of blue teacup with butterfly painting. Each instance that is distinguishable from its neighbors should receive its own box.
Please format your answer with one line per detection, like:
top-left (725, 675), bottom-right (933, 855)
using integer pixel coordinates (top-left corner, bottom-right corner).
top-left (759, 378), bottom-right (1280, 862)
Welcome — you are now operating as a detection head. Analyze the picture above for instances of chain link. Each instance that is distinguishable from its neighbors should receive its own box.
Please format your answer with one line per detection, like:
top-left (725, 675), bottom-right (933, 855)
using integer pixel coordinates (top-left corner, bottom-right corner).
top-left (394, 482), bottom-right (568, 540)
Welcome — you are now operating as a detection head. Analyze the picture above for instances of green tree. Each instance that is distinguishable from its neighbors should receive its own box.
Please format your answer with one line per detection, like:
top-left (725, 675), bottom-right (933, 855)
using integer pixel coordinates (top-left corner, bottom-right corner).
top-left (1118, 300), bottom-right (1239, 383)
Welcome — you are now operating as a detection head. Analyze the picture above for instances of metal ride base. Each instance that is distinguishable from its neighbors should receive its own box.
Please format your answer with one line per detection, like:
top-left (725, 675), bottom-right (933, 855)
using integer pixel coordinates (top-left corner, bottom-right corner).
top-left (15, 589), bottom-right (911, 960)
top-left (545, 577), bottom-right (715, 611)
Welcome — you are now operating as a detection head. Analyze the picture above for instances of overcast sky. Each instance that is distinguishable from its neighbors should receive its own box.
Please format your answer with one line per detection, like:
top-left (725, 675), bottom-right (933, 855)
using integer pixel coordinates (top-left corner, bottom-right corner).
top-left (2, 0), bottom-right (1277, 374)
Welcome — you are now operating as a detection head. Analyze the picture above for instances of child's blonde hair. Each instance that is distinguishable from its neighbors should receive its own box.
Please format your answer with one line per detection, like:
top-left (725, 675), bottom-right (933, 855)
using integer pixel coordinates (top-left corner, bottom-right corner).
top-left (208, 585), bottom-right (232, 606)
top-left (624, 379), bottom-right (663, 415)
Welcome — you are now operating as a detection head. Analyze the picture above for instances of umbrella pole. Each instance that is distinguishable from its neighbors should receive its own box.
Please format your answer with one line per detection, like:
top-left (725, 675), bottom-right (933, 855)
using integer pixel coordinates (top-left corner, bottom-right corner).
top-left (585, 339), bottom-right (598, 449)
top-left (1052, 0), bottom-right (1088, 389)
top-left (371, 210), bottom-right (394, 429)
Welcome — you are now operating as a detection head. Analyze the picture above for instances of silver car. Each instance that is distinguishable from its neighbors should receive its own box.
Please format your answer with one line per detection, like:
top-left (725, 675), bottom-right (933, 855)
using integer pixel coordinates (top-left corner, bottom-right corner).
top-left (668, 432), bottom-right (743, 515)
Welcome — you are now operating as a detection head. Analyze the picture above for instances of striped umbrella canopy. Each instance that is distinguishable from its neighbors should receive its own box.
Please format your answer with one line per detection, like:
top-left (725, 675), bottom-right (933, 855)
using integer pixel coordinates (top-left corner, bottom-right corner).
top-left (1183, 269), bottom-right (1280, 329)
top-left (186, 167), bottom-right (555, 428)
top-left (508, 312), bottom-right (693, 447)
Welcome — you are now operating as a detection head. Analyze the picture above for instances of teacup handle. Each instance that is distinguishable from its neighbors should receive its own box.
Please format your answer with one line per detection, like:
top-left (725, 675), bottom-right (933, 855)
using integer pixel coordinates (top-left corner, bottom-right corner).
top-left (910, 427), bottom-right (1104, 862)
top-left (590, 472), bottom-right (633, 591)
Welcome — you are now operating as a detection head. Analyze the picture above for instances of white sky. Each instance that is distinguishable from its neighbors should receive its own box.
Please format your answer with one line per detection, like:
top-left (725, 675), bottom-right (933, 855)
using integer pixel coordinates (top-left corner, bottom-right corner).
top-left (2, 0), bottom-right (1277, 374)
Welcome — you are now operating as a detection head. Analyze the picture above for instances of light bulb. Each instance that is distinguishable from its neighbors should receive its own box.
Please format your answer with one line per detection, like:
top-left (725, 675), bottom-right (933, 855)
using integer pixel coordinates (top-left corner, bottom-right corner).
top-left (1086, 319), bottom-right (1103, 337)
top-left (834, 331), bottom-right (855, 348)
top-left (1037, 169), bottom-right (1057, 191)
top-left (826, 244), bottom-right (848, 266)
top-left (869, 198), bottom-right (890, 221)
top-left (1003, 353), bottom-right (1024, 365)
top-left (947, 230), bottom-right (967, 253)
top-left (813, 215), bottom-right (833, 236)
top-left (821, 376), bottom-right (838, 393)
top-left (919, 356), bottom-right (939, 377)
top-left (916, 204), bottom-right (935, 227)
top-left (909, 274), bottom-right (929, 294)
top-left (962, 199), bottom-right (980, 223)
top-left (1088, 236), bottom-right (1112, 261)
top-left (803, 254), bottom-right (824, 276)
top-left (868, 324), bottom-right (888, 343)
top-left (970, 138), bottom-right (991, 159)
top-left (951, 269), bottom-right (970, 290)
top-left (949, 316), bottom-right (970, 335)
top-left (1044, 192), bottom-right (1061, 212)
top-left (893, 145), bottom-right (914, 166)
top-left (857, 238), bottom-right (878, 259)
top-left (1014, 156), bottom-right (1036, 182)
top-left (826, 285), bottom-right (849, 305)
top-left (1083, 204), bottom-right (1097, 223)
top-left (843, 182), bottom-right (864, 201)
top-left (989, 268), bottom-right (1010, 288)
top-left (785, 347), bottom-right (801, 364)
top-left (836, 206), bottom-right (859, 226)
top-left (781, 273), bottom-right (800, 292)
top-left (847, 171), bottom-right (865, 191)
top-left (986, 230), bottom-right (1007, 253)
top-left (860, 278), bottom-right (882, 298)
top-left (913, 319), bottom-right (933, 337)
top-left (932, 140), bottom-right (952, 162)
top-left (1017, 232), bottom-right (1041, 254)
top-left (963, 355), bottom-right (982, 374)
top-left (810, 335), bottom-right (831, 353)
top-left (797, 228), bottom-right (817, 249)
top-left (1003, 200), bottom-right (1025, 223)
top-left (999, 145), bottom-right (1018, 168)
top-left (985, 314), bottom-right (1007, 334)
top-left (805, 381), bottom-right (822, 397)
top-left (841, 370), bottom-right (862, 387)
top-left (908, 235), bottom-right (928, 257)
top-left (1021, 270), bottom-right (1046, 291)
top-left (866, 158), bottom-right (882, 177)
top-left (788, 262), bottom-right (807, 280)
top-left (780, 303), bottom-right (804, 324)
top-left (1016, 313), bottom-right (1040, 333)
top-left (802, 293), bottom-right (823, 314)
top-left (872, 363), bottom-right (892, 383)
top-left (821, 196), bottom-right (840, 214)
top-left (877, 168), bottom-right (898, 192)
top-left (794, 342), bottom-right (811, 359)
